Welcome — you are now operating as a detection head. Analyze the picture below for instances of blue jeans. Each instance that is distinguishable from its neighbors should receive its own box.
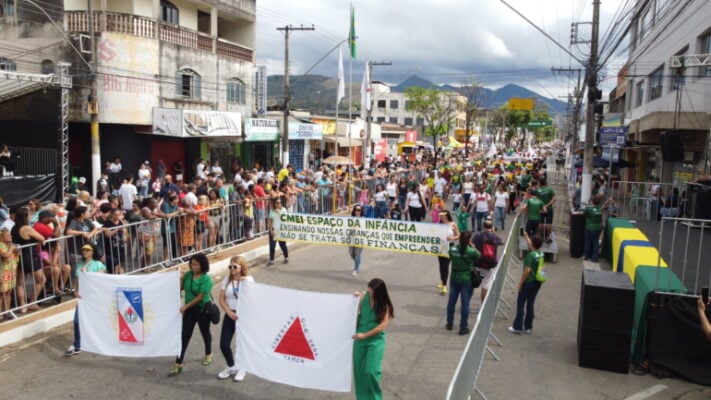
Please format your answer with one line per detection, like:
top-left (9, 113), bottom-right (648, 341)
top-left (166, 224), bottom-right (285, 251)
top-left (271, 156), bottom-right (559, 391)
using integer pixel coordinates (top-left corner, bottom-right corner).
top-left (495, 206), bottom-right (506, 230)
top-left (583, 228), bottom-right (601, 262)
top-left (375, 201), bottom-right (388, 218)
top-left (446, 281), bottom-right (473, 330)
top-left (472, 211), bottom-right (488, 232)
top-left (73, 307), bottom-right (81, 349)
top-left (349, 247), bottom-right (363, 272)
top-left (513, 281), bottom-right (542, 331)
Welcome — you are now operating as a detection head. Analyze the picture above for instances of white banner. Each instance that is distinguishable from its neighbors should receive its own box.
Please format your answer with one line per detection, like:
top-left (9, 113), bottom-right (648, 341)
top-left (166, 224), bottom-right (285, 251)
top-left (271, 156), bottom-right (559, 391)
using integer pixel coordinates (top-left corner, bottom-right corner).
top-left (274, 213), bottom-right (450, 257)
top-left (236, 281), bottom-right (359, 392)
top-left (78, 271), bottom-right (182, 357)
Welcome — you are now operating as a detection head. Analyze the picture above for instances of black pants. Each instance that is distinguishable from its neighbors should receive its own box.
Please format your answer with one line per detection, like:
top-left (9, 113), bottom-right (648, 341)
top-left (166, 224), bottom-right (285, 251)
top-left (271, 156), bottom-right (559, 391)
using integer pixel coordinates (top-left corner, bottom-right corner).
top-left (269, 232), bottom-right (288, 261)
top-left (0, 157), bottom-right (14, 172)
top-left (409, 206), bottom-right (424, 222)
top-left (176, 305), bottom-right (211, 364)
top-left (220, 312), bottom-right (236, 367)
top-left (438, 256), bottom-right (450, 285)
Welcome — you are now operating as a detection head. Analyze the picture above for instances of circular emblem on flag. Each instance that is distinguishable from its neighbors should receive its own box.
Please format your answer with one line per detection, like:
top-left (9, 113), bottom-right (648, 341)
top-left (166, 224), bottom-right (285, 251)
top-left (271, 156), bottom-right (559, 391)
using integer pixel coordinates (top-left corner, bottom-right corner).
top-left (440, 136), bottom-right (450, 146)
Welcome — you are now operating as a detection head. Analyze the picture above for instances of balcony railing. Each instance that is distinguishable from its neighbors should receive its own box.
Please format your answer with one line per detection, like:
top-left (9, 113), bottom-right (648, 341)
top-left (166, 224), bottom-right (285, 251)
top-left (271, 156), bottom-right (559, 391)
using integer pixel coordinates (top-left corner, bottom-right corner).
top-left (65, 11), bottom-right (253, 63)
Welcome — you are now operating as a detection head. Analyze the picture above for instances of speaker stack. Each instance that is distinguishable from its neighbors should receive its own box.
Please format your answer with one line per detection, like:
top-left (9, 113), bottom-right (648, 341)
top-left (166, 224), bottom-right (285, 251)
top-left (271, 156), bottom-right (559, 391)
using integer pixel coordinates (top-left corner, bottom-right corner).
top-left (578, 270), bottom-right (635, 374)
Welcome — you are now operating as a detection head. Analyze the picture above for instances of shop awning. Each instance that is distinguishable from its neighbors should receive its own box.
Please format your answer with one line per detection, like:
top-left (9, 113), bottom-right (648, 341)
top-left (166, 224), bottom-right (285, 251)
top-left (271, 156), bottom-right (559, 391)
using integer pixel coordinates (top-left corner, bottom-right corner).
top-left (323, 136), bottom-right (362, 147)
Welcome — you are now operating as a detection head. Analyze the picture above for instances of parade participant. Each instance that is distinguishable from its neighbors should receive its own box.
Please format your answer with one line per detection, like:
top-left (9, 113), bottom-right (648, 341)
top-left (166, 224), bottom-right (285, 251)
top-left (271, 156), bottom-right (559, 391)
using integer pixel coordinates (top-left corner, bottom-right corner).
top-left (349, 205), bottom-right (365, 275)
top-left (352, 278), bottom-right (394, 400)
top-left (430, 194), bottom-right (445, 223)
top-left (65, 243), bottom-right (106, 356)
top-left (397, 177), bottom-right (409, 216)
top-left (582, 195), bottom-right (604, 262)
top-left (169, 253), bottom-right (213, 375)
top-left (217, 255), bottom-right (254, 381)
top-left (446, 230), bottom-right (480, 335)
top-left (472, 220), bottom-right (504, 302)
top-left (373, 184), bottom-right (388, 219)
top-left (267, 198), bottom-right (288, 266)
top-left (493, 182), bottom-right (509, 231)
top-left (437, 210), bottom-right (460, 296)
top-left (462, 175), bottom-right (474, 206)
top-left (519, 189), bottom-right (544, 237)
top-left (537, 178), bottom-right (556, 243)
top-left (468, 185), bottom-right (492, 232)
top-left (404, 184), bottom-right (426, 222)
top-left (509, 233), bottom-right (545, 334)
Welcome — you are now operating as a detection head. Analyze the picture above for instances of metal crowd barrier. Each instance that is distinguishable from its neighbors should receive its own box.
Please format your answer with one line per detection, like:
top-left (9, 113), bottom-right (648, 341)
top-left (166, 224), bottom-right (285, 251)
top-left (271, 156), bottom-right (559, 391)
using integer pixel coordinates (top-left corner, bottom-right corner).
top-left (608, 181), bottom-right (688, 222)
top-left (656, 216), bottom-right (711, 294)
top-left (446, 214), bottom-right (522, 400)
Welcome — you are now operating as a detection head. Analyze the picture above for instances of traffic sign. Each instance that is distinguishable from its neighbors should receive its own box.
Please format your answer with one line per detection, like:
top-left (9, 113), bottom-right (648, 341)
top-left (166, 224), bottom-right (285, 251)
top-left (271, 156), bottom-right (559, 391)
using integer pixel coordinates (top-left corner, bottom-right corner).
top-left (508, 98), bottom-right (534, 110)
top-left (527, 120), bottom-right (553, 128)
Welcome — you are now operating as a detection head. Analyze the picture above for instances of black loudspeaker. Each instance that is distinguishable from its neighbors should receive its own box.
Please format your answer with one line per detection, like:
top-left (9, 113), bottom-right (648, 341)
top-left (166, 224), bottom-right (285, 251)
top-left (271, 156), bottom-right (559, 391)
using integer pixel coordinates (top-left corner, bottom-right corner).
top-left (578, 326), bottom-right (632, 374)
top-left (578, 270), bottom-right (635, 374)
top-left (579, 270), bottom-right (635, 331)
top-left (661, 132), bottom-right (684, 162)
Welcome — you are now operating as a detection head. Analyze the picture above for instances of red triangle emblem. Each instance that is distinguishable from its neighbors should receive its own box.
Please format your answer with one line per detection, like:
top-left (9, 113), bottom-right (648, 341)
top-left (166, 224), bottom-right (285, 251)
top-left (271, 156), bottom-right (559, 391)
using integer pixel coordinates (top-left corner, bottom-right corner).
top-left (273, 317), bottom-right (315, 360)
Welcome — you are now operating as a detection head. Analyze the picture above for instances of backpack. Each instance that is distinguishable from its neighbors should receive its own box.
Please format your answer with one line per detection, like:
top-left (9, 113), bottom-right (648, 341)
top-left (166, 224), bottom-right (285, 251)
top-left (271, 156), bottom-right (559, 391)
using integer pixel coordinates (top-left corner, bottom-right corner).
top-left (476, 233), bottom-right (498, 269)
top-left (533, 251), bottom-right (547, 282)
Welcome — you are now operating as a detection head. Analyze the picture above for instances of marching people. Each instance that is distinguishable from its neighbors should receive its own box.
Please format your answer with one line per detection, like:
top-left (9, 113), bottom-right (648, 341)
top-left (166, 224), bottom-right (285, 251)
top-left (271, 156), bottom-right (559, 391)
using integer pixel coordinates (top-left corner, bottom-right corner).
top-left (65, 243), bottom-right (107, 356)
top-left (169, 253), bottom-right (214, 376)
top-left (437, 210), bottom-right (460, 295)
top-left (217, 255), bottom-right (253, 382)
top-left (509, 233), bottom-right (545, 334)
top-left (472, 220), bottom-right (505, 302)
top-left (352, 278), bottom-right (394, 400)
top-left (267, 197), bottom-right (288, 266)
top-left (349, 205), bottom-right (365, 276)
top-left (445, 230), bottom-right (480, 335)
top-left (404, 184), bottom-right (426, 222)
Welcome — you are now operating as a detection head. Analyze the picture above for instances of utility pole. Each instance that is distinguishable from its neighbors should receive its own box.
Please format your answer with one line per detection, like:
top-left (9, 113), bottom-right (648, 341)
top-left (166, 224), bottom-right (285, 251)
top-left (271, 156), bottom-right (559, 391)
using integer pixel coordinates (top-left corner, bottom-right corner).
top-left (582, 0), bottom-right (601, 205)
top-left (88, 0), bottom-right (100, 196)
top-left (277, 25), bottom-right (314, 168)
top-left (552, 67), bottom-right (583, 185)
top-left (364, 61), bottom-right (391, 165)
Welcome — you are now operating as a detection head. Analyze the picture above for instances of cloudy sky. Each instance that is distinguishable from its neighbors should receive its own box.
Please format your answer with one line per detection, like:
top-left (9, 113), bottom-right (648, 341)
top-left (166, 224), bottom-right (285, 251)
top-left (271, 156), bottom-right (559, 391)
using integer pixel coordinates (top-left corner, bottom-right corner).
top-left (255, 0), bottom-right (629, 99)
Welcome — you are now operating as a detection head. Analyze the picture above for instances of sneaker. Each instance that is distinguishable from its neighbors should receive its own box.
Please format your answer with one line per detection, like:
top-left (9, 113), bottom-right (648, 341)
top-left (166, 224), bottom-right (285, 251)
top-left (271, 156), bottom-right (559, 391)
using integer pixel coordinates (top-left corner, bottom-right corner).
top-left (437, 283), bottom-right (444, 289)
top-left (234, 369), bottom-right (246, 382)
top-left (283, 259), bottom-right (289, 264)
top-left (445, 323), bottom-right (453, 331)
top-left (525, 329), bottom-right (532, 334)
top-left (458, 327), bottom-right (470, 335)
top-left (218, 366), bottom-right (238, 379)
top-left (64, 345), bottom-right (82, 357)
top-left (266, 260), bottom-right (274, 266)
top-left (545, 238), bottom-right (553, 244)
top-left (352, 270), bottom-right (358, 276)
top-left (508, 326), bottom-right (523, 334)
top-left (440, 286), bottom-right (448, 295)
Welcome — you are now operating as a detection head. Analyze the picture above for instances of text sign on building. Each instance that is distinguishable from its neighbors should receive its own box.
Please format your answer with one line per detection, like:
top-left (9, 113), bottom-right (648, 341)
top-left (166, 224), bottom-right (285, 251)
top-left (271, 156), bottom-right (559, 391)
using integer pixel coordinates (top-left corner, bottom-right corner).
top-left (288, 123), bottom-right (323, 140)
top-left (245, 118), bottom-right (279, 141)
top-left (508, 98), bottom-right (534, 111)
top-left (405, 130), bottom-right (417, 142)
top-left (598, 126), bottom-right (627, 147)
top-left (152, 108), bottom-right (241, 137)
top-left (527, 120), bottom-right (553, 128)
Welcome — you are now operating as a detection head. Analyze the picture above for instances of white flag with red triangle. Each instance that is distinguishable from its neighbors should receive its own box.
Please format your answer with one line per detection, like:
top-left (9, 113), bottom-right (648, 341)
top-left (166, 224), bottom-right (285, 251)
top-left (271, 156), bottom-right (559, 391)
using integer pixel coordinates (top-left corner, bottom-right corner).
top-left (236, 281), bottom-right (359, 392)
top-left (78, 271), bottom-right (181, 357)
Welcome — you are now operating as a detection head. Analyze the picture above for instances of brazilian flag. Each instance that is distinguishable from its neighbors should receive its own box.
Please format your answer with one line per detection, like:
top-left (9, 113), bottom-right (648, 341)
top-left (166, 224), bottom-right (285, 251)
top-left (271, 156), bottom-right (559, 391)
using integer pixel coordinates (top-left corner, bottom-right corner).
top-left (348, 6), bottom-right (356, 58)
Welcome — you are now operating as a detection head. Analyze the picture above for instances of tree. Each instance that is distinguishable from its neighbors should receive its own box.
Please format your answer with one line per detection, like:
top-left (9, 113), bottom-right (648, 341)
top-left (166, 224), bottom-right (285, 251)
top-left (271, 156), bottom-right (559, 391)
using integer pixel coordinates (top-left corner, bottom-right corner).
top-left (458, 79), bottom-right (489, 158)
top-left (404, 86), bottom-right (458, 168)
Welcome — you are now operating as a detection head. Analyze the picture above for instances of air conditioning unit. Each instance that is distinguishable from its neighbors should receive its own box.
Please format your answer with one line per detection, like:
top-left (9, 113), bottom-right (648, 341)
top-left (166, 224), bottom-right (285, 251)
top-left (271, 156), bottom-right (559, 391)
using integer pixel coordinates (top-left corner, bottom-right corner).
top-left (71, 34), bottom-right (92, 54)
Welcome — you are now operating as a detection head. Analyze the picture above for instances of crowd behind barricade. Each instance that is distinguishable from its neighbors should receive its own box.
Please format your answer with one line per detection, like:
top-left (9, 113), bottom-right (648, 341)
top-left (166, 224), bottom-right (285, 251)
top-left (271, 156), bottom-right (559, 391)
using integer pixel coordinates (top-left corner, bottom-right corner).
top-left (0, 146), bottom-right (561, 322)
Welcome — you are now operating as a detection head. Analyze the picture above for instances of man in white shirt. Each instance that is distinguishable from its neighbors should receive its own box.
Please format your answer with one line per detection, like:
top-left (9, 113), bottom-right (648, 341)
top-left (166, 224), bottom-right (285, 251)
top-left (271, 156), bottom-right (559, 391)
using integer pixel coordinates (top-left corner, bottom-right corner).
top-left (183, 184), bottom-right (198, 207)
top-left (196, 159), bottom-right (207, 180)
top-left (434, 173), bottom-right (448, 197)
top-left (118, 176), bottom-right (138, 211)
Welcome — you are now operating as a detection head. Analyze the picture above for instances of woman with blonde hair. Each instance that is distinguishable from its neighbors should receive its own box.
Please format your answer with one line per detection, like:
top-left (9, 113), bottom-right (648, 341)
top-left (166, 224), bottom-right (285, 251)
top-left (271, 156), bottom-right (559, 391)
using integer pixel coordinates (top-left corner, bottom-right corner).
top-left (217, 255), bottom-right (254, 381)
top-left (194, 195), bottom-right (209, 251)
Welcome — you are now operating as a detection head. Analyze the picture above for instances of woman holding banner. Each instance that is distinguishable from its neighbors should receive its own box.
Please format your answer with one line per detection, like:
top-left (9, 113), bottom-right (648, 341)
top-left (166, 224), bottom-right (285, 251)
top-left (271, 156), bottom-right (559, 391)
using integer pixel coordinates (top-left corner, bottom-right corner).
top-left (266, 198), bottom-right (288, 266)
top-left (349, 205), bottom-right (365, 276)
top-left (217, 255), bottom-right (253, 382)
top-left (352, 278), bottom-right (394, 400)
top-left (169, 253), bottom-right (213, 376)
top-left (437, 210), bottom-right (460, 295)
top-left (65, 243), bottom-right (106, 356)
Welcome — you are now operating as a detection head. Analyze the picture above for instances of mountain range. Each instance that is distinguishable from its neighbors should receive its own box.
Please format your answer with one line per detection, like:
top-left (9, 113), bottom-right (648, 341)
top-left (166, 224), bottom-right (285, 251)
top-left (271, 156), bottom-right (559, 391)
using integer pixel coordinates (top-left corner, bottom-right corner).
top-left (267, 75), bottom-right (568, 115)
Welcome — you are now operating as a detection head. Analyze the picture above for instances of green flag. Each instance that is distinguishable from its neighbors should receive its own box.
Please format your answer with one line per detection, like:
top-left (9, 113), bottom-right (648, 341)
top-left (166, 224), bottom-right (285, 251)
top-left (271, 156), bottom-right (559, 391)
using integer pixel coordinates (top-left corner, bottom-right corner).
top-left (348, 6), bottom-right (356, 58)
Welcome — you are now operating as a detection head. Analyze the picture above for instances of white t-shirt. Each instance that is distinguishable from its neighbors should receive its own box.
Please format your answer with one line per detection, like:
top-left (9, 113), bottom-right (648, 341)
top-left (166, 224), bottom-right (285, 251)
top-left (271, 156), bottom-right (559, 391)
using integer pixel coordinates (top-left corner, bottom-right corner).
top-left (434, 177), bottom-right (447, 195)
top-left (474, 192), bottom-right (491, 212)
top-left (452, 192), bottom-right (462, 204)
top-left (386, 182), bottom-right (397, 198)
top-left (196, 162), bottom-right (206, 179)
top-left (184, 192), bottom-right (198, 207)
top-left (118, 183), bottom-right (137, 210)
top-left (463, 181), bottom-right (474, 194)
top-left (406, 191), bottom-right (423, 208)
top-left (494, 191), bottom-right (509, 208)
top-left (221, 275), bottom-right (254, 310)
top-left (374, 190), bottom-right (388, 202)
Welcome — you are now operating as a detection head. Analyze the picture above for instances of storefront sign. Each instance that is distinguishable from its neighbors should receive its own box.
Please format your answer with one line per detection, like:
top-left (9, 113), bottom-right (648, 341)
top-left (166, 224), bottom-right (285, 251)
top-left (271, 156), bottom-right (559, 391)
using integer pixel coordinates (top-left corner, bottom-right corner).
top-left (288, 123), bottom-right (323, 140)
top-left (599, 126), bottom-right (627, 147)
top-left (374, 139), bottom-right (387, 162)
top-left (405, 130), bottom-right (417, 142)
top-left (274, 213), bottom-right (449, 257)
top-left (311, 118), bottom-right (336, 135)
top-left (152, 108), bottom-right (241, 137)
top-left (245, 118), bottom-right (279, 141)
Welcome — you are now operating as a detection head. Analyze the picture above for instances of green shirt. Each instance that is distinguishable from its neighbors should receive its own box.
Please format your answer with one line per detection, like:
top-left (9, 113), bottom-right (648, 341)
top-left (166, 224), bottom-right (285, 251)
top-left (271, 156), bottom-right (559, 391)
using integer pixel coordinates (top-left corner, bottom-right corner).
top-left (524, 250), bottom-right (544, 283)
top-left (75, 259), bottom-right (107, 278)
top-left (537, 186), bottom-right (555, 210)
top-left (356, 292), bottom-right (385, 344)
top-left (525, 197), bottom-right (545, 221)
top-left (183, 271), bottom-right (213, 307)
top-left (521, 174), bottom-right (531, 189)
top-left (448, 244), bottom-right (480, 284)
top-left (584, 205), bottom-right (603, 231)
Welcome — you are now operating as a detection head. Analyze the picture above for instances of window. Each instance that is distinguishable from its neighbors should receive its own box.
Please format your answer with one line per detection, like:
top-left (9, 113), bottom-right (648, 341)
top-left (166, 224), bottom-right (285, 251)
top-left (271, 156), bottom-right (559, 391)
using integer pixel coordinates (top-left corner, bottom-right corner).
top-left (416, 117), bottom-right (424, 126)
top-left (161, 1), bottom-right (179, 25)
top-left (702, 32), bottom-right (711, 77)
top-left (376, 117), bottom-right (385, 123)
top-left (636, 81), bottom-right (644, 107)
top-left (404, 100), bottom-right (411, 110)
top-left (671, 48), bottom-right (687, 90)
top-left (0, 1), bottom-right (15, 17)
top-left (389, 117), bottom-right (398, 124)
top-left (648, 66), bottom-right (663, 101)
top-left (389, 100), bottom-right (398, 109)
top-left (0, 57), bottom-right (16, 71)
top-left (655, 0), bottom-right (673, 19)
top-left (639, 6), bottom-right (652, 40)
top-left (377, 100), bottom-right (386, 108)
top-left (40, 59), bottom-right (54, 74)
top-left (404, 117), bottom-right (413, 126)
top-left (226, 78), bottom-right (245, 104)
top-left (176, 68), bottom-right (201, 99)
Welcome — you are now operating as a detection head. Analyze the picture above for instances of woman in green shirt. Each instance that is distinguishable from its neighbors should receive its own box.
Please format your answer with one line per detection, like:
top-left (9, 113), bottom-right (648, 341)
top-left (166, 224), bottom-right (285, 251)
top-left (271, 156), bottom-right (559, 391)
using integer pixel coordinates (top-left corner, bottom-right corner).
top-left (169, 253), bottom-right (214, 376)
top-left (352, 278), bottom-right (394, 400)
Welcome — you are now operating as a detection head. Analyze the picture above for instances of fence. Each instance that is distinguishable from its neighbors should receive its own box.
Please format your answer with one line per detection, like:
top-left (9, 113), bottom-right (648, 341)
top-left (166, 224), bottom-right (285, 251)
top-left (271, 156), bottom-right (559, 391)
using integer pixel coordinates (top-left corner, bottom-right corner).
top-left (654, 216), bottom-right (711, 294)
top-left (446, 214), bottom-right (522, 400)
top-left (608, 181), bottom-right (689, 222)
